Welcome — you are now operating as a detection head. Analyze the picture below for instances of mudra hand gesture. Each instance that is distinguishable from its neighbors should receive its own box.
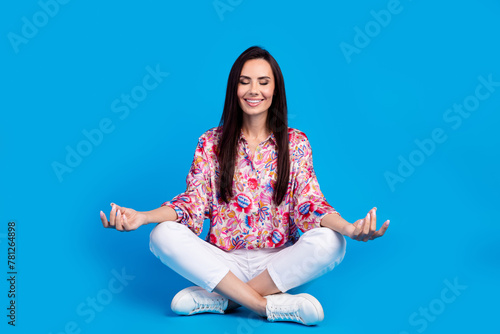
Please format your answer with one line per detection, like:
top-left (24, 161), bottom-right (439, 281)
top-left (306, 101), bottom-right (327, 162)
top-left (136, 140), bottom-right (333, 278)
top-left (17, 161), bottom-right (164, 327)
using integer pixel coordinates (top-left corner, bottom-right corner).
top-left (100, 203), bottom-right (148, 232)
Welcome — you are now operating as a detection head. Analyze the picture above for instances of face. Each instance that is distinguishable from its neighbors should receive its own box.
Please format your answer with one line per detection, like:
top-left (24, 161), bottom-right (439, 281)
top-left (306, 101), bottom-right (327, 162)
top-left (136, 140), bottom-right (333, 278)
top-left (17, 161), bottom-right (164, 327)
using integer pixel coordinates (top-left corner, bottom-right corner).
top-left (237, 59), bottom-right (275, 119)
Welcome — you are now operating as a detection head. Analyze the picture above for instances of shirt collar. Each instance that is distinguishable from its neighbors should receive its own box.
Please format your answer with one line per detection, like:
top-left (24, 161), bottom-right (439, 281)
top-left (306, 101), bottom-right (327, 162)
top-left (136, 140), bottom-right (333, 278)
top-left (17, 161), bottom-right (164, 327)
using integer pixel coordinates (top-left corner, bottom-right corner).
top-left (239, 130), bottom-right (276, 146)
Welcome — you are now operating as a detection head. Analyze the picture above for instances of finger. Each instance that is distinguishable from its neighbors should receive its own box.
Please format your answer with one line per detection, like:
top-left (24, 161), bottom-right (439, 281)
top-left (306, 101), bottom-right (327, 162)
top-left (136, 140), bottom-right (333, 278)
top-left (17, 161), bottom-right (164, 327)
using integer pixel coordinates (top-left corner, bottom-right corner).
top-left (116, 210), bottom-right (124, 231)
top-left (363, 208), bottom-right (376, 241)
top-left (100, 211), bottom-right (109, 228)
top-left (362, 212), bottom-right (371, 241)
top-left (122, 214), bottom-right (130, 231)
top-left (371, 220), bottom-right (390, 239)
top-left (113, 204), bottom-right (127, 219)
top-left (370, 207), bottom-right (377, 236)
top-left (109, 203), bottom-right (117, 227)
top-left (355, 219), bottom-right (365, 240)
top-left (352, 219), bottom-right (362, 231)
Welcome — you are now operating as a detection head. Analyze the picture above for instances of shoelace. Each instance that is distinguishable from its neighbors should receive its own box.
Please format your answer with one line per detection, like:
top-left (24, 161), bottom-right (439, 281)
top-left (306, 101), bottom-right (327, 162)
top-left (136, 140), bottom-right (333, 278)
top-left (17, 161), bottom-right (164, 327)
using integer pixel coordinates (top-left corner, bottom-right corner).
top-left (193, 297), bottom-right (226, 313)
top-left (268, 305), bottom-right (302, 322)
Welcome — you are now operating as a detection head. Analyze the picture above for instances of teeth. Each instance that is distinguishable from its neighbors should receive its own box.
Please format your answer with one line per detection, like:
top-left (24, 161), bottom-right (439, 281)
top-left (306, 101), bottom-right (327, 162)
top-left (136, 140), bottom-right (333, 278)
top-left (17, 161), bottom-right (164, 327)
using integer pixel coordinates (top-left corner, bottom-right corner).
top-left (247, 100), bottom-right (262, 103)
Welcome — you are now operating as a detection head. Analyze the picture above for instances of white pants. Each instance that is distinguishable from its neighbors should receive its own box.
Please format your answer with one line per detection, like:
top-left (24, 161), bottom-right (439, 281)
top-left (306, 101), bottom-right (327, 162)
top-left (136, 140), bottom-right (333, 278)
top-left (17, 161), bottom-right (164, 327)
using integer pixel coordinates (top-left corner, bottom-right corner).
top-left (149, 221), bottom-right (346, 293)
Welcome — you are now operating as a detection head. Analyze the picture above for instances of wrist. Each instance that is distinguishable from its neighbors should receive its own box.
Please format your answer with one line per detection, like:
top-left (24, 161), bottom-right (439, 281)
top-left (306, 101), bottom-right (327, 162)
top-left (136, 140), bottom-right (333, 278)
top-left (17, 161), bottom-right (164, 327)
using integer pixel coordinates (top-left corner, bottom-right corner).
top-left (144, 205), bottom-right (178, 224)
top-left (144, 209), bottom-right (162, 224)
top-left (143, 211), bottom-right (153, 225)
top-left (321, 213), bottom-right (351, 235)
top-left (341, 223), bottom-right (356, 238)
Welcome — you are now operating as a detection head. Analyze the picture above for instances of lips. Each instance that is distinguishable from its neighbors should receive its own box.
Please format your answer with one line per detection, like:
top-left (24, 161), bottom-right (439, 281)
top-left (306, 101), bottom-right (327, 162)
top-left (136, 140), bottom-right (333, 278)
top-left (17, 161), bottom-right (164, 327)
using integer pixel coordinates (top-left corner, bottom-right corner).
top-left (244, 99), bottom-right (264, 107)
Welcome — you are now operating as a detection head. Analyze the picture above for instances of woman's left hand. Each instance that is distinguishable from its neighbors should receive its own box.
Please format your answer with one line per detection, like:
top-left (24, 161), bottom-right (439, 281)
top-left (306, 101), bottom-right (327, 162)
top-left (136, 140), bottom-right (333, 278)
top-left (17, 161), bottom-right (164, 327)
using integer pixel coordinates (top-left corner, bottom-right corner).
top-left (349, 207), bottom-right (389, 242)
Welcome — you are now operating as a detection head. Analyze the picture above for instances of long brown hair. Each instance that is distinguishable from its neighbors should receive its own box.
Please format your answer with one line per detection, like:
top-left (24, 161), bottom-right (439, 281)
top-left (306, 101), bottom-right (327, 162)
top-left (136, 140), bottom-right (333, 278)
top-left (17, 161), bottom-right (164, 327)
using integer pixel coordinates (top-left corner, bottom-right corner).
top-left (218, 46), bottom-right (290, 205)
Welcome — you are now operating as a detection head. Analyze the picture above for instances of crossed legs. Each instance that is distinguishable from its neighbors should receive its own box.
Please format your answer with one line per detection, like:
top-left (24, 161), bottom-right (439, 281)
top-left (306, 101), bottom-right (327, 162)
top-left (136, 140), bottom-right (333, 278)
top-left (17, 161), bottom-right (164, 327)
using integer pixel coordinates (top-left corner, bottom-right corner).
top-left (149, 221), bottom-right (346, 318)
top-left (214, 269), bottom-right (279, 316)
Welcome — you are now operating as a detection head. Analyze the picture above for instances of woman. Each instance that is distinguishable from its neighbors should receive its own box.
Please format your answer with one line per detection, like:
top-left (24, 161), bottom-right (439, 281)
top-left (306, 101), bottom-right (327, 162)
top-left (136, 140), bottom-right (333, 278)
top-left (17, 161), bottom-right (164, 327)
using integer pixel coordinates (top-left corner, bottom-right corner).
top-left (100, 46), bottom-right (389, 326)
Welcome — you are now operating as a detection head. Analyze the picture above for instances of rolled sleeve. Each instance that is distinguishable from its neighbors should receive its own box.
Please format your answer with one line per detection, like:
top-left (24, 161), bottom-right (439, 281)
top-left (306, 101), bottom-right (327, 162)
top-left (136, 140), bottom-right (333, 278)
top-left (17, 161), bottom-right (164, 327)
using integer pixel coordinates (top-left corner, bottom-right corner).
top-left (161, 136), bottom-right (211, 235)
top-left (160, 202), bottom-right (187, 223)
top-left (292, 134), bottom-right (340, 232)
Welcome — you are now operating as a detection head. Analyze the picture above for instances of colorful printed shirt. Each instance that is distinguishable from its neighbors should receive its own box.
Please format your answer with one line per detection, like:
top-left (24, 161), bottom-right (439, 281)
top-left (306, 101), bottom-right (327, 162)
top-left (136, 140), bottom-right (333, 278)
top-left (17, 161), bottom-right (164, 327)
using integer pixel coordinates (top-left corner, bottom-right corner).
top-left (162, 127), bottom-right (340, 251)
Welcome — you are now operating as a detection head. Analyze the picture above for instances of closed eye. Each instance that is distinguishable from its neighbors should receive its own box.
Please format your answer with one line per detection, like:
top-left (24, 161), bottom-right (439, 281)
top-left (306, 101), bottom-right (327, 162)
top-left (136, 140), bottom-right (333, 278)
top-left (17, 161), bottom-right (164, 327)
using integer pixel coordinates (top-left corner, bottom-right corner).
top-left (239, 80), bottom-right (269, 85)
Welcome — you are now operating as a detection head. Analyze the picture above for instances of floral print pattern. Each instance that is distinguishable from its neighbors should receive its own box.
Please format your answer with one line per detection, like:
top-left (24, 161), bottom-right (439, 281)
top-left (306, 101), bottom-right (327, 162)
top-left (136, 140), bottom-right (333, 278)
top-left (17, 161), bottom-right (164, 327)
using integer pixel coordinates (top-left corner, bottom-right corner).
top-left (162, 127), bottom-right (340, 251)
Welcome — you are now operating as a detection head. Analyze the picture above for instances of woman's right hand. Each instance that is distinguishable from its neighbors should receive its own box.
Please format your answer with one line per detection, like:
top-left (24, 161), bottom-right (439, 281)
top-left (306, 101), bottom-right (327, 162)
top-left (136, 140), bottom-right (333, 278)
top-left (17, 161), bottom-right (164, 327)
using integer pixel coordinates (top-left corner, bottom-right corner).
top-left (348, 207), bottom-right (389, 242)
top-left (100, 203), bottom-right (149, 232)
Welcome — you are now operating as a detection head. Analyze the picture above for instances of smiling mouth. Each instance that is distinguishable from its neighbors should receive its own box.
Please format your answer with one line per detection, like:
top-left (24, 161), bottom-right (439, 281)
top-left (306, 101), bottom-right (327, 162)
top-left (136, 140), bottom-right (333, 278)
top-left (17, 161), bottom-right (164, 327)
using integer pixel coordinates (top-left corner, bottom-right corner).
top-left (244, 99), bottom-right (264, 107)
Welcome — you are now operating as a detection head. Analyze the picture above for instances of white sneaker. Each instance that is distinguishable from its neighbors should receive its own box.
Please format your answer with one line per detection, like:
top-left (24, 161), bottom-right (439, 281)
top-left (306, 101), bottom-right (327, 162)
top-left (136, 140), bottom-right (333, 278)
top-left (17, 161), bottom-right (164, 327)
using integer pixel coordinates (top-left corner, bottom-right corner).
top-left (171, 286), bottom-right (228, 315)
top-left (265, 293), bottom-right (324, 325)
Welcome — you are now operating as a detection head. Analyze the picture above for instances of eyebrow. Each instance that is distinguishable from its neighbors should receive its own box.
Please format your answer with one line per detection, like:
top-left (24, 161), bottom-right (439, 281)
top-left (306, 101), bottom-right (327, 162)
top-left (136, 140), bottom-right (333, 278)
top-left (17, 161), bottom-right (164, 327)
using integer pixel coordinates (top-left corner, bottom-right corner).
top-left (239, 75), bottom-right (271, 80)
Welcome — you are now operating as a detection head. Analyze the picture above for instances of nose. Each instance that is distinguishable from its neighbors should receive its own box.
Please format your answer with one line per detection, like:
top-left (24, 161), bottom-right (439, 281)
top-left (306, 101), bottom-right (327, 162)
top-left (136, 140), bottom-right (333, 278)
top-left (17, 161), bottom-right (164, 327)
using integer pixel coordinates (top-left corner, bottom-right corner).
top-left (249, 81), bottom-right (259, 95)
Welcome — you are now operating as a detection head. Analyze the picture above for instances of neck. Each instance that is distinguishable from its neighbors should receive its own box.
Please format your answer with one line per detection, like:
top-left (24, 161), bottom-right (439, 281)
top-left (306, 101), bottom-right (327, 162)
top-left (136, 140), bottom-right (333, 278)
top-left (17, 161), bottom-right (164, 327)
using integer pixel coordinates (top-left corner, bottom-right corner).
top-left (241, 111), bottom-right (270, 140)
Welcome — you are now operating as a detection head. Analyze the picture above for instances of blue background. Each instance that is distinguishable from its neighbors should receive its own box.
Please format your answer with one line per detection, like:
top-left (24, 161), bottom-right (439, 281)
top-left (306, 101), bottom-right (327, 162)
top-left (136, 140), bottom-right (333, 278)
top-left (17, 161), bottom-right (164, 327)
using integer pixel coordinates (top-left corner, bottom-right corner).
top-left (1, 1), bottom-right (499, 333)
